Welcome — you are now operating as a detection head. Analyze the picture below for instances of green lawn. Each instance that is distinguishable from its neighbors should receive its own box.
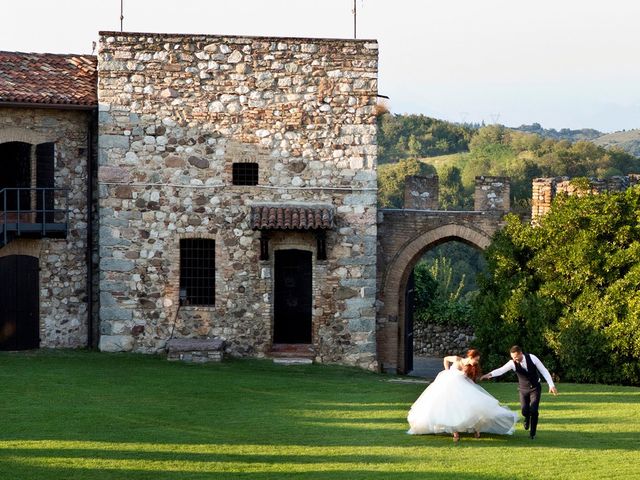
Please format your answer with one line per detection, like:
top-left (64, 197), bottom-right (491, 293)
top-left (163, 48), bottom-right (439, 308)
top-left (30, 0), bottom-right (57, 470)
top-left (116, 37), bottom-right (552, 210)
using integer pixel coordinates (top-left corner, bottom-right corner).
top-left (1, 351), bottom-right (638, 480)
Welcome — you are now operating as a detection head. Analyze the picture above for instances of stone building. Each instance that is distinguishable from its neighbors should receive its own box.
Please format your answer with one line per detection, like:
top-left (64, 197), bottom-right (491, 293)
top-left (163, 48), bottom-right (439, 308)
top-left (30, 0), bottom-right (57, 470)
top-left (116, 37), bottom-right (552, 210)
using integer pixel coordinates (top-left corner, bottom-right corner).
top-left (96, 32), bottom-right (379, 369)
top-left (0, 51), bottom-right (97, 350)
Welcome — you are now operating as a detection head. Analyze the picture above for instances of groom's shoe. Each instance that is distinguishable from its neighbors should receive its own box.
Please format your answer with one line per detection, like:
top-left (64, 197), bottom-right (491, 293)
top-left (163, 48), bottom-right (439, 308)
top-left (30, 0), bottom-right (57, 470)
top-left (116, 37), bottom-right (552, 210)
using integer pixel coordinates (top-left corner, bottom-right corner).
top-left (524, 417), bottom-right (530, 430)
top-left (529, 433), bottom-right (536, 440)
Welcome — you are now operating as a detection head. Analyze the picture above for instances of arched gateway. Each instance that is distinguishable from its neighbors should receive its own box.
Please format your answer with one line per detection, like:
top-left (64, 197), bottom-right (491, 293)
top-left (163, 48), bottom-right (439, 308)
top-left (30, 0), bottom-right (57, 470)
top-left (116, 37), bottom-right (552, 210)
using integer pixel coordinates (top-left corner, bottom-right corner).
top-left (376, 176), bottom-right (509, 374)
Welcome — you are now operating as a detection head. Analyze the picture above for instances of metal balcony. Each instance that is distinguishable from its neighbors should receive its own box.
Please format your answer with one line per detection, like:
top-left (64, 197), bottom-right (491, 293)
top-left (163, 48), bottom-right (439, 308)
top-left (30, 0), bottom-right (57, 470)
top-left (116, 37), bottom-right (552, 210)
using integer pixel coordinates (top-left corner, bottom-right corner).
top-left (0, 188), bottom-right (69, 247)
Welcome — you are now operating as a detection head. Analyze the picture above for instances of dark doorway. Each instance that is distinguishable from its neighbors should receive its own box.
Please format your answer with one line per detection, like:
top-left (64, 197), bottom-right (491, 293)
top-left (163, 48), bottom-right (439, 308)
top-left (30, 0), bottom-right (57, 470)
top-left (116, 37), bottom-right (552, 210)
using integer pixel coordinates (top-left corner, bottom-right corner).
top-left (0, 255), bottom-right (40, 350)
top-left (404, 270), bottom-right (415, 373)
top-left (0, 142), bottom-right (32, 210)
top-left (273, 249), bottom-right (312, 344)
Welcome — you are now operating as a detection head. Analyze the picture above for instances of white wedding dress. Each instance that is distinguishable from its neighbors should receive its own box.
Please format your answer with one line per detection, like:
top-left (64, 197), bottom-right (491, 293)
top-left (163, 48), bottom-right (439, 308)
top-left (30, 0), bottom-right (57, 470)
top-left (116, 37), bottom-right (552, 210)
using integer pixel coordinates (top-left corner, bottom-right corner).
top-left (407, 365), bottom-right (518, 435)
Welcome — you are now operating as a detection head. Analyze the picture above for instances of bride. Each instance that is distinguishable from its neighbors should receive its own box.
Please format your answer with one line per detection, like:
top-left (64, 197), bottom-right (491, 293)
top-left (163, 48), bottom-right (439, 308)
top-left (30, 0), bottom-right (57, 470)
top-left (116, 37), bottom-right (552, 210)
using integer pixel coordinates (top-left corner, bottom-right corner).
top-left (407, 349), bottom-right (518, 442)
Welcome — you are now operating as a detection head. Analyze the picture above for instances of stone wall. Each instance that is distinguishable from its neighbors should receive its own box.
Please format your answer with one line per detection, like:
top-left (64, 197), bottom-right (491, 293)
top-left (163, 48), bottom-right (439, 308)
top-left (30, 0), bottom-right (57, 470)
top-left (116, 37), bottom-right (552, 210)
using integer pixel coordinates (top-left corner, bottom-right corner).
top-left (97, 32), bottom-right (379, 369)
top-left (0, 107), bottom-right (92, 347)
top-left (413, 323), bottom-right (475, 357)
top-left (531, 175), bottom-right (640, 221)
top-left (404, 175), bottom-right (438, 210)
top-left (474, 176), bottom-right (510, 212)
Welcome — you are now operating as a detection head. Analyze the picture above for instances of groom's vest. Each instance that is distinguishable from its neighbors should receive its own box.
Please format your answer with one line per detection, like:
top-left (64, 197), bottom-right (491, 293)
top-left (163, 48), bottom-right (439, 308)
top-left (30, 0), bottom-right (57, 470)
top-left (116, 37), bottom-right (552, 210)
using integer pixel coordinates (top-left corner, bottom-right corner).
top-left (514, 353), bottom-right (541, 390)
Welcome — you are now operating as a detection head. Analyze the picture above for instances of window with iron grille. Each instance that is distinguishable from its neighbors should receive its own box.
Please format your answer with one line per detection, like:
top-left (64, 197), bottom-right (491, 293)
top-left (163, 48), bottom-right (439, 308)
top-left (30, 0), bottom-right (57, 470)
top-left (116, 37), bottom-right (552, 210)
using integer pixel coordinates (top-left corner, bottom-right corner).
top-left (179, 239), bottom-right (215, 306)
top-left (232, 162), bottom-right (259, 186)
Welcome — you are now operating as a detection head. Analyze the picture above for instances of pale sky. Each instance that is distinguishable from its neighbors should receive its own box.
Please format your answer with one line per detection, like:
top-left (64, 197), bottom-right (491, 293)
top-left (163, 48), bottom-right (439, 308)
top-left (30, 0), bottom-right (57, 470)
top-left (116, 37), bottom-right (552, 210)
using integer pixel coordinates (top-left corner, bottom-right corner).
top-left (2, 0), bottom-right (639, 132)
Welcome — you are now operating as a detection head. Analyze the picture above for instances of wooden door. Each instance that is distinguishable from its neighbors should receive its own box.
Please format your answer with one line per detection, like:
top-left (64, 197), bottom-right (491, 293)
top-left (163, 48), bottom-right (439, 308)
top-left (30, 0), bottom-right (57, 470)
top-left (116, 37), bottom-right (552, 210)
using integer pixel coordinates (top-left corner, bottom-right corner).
top-left (404, 270), bottom-right (415, 373)
top-left (0, 255), bottom-right (40, 350)
top-left (273, 249), bottom-right (312, 344)
top-left (36, 142), bottom-right (55, 222)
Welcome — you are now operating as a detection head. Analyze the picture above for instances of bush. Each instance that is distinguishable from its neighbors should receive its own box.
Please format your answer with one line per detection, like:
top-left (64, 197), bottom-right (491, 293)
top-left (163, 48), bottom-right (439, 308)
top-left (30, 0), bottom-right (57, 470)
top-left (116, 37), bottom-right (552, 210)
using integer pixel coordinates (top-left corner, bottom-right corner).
top-left (472, 186), bottom-right (640, 385)
top-left (414, 258), bottom-right (474, 327)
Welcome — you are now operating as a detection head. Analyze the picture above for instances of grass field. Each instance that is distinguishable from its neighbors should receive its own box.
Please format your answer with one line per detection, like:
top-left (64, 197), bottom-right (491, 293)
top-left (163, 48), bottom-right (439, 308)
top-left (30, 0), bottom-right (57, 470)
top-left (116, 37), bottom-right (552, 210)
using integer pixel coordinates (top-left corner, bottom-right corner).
top-left (1, 350), bottom-right (638, 479)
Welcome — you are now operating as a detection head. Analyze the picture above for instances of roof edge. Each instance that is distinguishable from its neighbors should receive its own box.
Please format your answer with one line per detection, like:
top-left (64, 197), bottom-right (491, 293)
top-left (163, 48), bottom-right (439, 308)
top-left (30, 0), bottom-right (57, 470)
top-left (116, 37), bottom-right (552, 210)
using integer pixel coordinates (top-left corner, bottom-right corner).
top-left (0, 101), bottom-right (97, 111)
top-left (99, 30), bottom-right (378, 44)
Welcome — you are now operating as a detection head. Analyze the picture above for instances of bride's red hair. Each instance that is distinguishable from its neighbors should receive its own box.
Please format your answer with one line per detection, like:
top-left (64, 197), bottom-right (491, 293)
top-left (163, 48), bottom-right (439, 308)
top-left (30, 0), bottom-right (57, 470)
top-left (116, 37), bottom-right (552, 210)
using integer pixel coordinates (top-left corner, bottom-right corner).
top-left (464, 349), bottom-right (482, 382)
top-left (463, 363), bottom-right (481, 382)
top-left (466, 348), bottom-right (480, 359)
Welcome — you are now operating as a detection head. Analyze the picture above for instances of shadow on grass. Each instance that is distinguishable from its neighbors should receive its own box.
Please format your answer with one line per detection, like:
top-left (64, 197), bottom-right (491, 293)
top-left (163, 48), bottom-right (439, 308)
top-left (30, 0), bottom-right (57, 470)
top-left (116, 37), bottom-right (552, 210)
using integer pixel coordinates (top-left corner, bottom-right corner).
top-left (485, 382), bottom-right (640, 404)
top-left (0, 438), bottom-right (534, 480)
top-left (0, 463), bottom-right (514, 480)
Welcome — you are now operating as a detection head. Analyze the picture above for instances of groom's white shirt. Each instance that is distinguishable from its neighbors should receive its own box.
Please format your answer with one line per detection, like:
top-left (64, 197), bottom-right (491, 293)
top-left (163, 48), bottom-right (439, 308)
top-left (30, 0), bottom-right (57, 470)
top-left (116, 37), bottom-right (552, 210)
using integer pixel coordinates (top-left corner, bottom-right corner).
top-left (488, 354), bottom-right (555, 388)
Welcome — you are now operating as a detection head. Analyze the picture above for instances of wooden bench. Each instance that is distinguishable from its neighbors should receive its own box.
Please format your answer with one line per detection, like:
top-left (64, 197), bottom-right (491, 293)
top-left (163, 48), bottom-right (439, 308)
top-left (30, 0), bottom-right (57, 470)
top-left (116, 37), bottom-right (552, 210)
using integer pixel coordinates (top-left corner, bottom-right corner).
top-left (166, 338), bottom-right (225, 363)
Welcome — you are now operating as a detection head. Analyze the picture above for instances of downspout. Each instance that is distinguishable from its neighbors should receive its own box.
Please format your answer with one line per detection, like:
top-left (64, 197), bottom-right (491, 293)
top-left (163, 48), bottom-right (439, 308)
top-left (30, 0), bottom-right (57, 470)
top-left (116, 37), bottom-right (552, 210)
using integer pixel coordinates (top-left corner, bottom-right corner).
top-left (86, 108), bottom-right (97, 348)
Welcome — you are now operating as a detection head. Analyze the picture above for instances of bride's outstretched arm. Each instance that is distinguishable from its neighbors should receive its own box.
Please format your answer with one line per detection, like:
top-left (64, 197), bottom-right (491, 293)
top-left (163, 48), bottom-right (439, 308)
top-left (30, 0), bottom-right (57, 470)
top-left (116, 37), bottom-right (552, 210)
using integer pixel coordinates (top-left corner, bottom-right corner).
top-left (443, 355), bottom-right (458, 369)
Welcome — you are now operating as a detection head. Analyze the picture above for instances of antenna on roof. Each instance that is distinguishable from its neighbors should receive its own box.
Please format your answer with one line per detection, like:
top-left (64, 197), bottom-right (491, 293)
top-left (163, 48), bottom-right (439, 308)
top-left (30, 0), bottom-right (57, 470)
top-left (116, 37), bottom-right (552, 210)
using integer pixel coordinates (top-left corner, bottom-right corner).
top-left (120, 0), bottom-right (124, 32)
top-left (352, 0), bottom-right (357, 39)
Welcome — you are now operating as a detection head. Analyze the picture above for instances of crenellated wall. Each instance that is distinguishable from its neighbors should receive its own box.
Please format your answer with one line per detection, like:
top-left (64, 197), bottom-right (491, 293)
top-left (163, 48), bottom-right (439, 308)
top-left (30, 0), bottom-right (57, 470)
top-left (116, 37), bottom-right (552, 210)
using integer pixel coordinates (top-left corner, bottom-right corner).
top-left (474, 175), bottom-right (510, 212)
top-left (531, 175), bottom-right (640, 221)
top-left (403, 175), bottom-right (439, 210)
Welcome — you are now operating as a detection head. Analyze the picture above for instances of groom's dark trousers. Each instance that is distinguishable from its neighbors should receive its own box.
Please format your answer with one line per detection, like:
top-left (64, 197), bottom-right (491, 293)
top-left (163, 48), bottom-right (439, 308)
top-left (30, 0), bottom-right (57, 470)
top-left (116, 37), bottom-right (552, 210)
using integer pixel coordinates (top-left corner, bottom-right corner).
top-left (519, 384), bottom-right (541, 437)
top-left (514, 353), bottom-right (542, 438)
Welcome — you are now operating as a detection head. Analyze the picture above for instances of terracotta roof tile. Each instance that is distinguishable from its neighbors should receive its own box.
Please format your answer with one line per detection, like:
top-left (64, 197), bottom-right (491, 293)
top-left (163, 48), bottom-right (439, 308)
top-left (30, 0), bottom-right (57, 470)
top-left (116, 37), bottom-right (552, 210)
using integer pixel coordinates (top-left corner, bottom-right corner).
top-left (0, 51), bottom-right (97, 107)
top-left (251, 205), bottom-right (335, 230)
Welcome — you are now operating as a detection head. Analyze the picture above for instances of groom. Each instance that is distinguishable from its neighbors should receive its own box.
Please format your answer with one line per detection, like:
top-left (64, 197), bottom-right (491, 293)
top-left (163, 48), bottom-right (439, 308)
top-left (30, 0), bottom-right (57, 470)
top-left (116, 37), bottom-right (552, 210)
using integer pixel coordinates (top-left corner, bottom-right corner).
top-left (480, 345), bottom-right (558, 439)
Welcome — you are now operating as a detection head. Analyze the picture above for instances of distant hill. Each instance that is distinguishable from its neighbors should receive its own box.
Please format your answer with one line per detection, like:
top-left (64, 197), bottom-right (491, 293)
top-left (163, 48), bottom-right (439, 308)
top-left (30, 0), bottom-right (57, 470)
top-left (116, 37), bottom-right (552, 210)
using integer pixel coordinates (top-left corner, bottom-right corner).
top-left (513, 123), bottom-right (602, 142)
top-left (592, 129), bottom-right (640, 157)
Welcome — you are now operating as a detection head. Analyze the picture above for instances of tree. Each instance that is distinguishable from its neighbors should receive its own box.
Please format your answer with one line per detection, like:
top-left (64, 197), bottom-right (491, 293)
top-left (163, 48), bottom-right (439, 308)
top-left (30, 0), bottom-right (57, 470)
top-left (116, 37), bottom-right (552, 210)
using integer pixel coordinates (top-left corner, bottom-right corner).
top-left (376, 113), bottom-right (474, 164)
top-left (438, 165), bottom-right (468, 210)
top-left (377, 158), bottom-right (435, 208)
top-left (472, 186), bottom-right (640, 385)
top-left (414, 257), bottom-right (473, 327)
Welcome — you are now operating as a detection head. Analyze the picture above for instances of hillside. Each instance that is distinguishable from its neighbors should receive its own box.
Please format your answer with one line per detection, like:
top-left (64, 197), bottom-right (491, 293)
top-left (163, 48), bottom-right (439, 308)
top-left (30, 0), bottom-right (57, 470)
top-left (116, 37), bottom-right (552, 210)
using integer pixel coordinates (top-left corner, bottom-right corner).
top-left (592, 129), bottom-right (640, 157)
top-left (512, 123), bottom-right (602, 142)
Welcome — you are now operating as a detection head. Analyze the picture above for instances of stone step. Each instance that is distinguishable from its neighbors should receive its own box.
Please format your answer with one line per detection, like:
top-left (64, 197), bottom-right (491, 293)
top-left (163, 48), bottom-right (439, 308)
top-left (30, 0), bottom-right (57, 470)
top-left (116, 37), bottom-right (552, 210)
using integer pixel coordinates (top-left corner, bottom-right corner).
top-left (273, 358), bottom-right (313, 366)
top-left (270, 343), bottom-right (315, 358)
top-left (166, 337), bottom-right (225, 363)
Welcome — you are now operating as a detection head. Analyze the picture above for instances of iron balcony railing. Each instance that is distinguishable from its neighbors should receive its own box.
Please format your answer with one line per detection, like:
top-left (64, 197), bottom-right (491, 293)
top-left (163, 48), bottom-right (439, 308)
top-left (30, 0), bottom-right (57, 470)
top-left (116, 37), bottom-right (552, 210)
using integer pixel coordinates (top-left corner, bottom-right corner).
top-left (0, 187), bottom-right (70, 246)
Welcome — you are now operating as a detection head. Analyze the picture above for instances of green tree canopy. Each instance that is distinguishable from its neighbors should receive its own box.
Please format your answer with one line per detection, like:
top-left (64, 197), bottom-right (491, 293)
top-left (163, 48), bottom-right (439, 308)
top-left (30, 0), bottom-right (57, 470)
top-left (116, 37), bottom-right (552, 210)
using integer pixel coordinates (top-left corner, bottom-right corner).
top-left (377, 113), bottom-right (474, 164)
top-left (378, 158), bottom-right (435, 208)
top-left (472, 186), bottom-right (640, 385)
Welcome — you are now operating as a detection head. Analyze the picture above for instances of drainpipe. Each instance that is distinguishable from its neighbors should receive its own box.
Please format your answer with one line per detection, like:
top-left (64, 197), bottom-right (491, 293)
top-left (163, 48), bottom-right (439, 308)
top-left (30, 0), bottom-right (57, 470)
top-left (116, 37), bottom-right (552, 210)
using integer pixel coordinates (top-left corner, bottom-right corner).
top-left (86, 108), bottom-right (97, 348)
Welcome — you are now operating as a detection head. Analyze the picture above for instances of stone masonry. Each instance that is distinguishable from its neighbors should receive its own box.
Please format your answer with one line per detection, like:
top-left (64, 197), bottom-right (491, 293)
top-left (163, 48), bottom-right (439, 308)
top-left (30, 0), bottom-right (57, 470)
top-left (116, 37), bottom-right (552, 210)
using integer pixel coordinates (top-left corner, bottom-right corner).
top-left (531, 175), bottom-right (640, 222)
top-left (413, 323), bottom-right (475, 357)
top-left (403, 175), bottom-right (438, 210)
top-left (0, 108), bottom-right (92, 347)
top-left (97, 32), bottom-right (379, 369)
top-left (474, 176), bottom-right (510, 212)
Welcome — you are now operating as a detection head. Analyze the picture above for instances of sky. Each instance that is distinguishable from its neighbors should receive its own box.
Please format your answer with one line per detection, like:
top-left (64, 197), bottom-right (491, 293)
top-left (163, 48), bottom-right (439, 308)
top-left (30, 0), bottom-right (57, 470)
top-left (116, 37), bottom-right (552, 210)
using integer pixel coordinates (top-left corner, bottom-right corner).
top-left (2, 0), bottom-right (640, 133)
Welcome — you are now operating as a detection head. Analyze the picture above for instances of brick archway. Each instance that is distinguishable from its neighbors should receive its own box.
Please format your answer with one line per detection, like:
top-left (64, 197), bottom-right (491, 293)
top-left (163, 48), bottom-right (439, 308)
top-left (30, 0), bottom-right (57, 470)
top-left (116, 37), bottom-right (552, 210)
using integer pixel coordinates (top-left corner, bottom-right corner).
top-left (376, 210), bottom-right (503, 374)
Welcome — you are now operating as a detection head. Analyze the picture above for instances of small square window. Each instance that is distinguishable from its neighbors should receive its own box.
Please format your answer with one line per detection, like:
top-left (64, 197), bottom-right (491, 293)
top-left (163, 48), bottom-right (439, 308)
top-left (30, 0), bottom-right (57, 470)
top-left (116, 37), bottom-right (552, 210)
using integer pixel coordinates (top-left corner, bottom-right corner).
top-left (179, 239), bottom-right (215, 306)
top-left (232, 162), bottom-right (259, 186)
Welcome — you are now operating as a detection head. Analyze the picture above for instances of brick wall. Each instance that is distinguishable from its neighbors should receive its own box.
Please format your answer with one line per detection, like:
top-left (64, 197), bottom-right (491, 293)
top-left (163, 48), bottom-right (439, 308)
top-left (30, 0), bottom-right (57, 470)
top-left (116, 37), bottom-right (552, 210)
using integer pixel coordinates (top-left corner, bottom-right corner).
top-left (531, 175), bottom-right (640, 222)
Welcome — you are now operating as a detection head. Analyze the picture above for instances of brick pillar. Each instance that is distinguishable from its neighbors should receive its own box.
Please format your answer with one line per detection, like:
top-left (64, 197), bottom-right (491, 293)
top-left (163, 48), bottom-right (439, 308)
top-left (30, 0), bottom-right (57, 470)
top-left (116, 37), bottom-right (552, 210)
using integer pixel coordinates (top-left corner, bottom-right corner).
top-left (403, 175), bottom-right (439, 209)
top-left (474, 176), bottom-right (510, 212)
top-left (531, 177), bottom-right (557, 222)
